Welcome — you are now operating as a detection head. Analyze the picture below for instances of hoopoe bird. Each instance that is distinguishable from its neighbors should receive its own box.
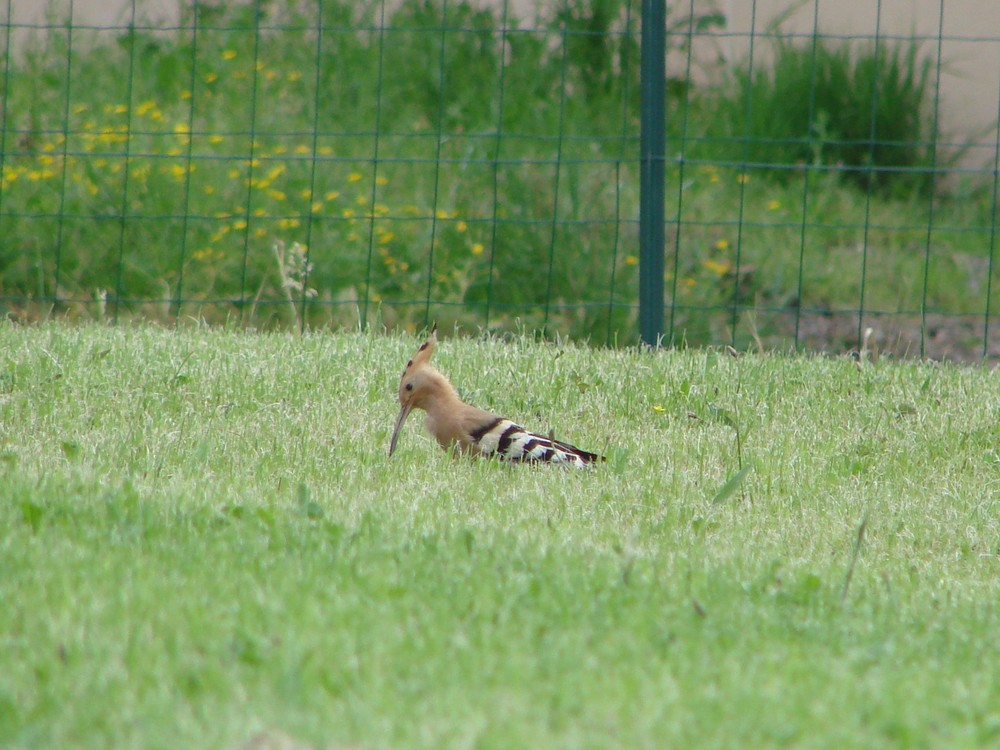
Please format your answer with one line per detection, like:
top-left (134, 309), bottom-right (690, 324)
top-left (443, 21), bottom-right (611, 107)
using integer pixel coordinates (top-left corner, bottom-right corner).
top-left (389, 329), bottom-right (603, 468)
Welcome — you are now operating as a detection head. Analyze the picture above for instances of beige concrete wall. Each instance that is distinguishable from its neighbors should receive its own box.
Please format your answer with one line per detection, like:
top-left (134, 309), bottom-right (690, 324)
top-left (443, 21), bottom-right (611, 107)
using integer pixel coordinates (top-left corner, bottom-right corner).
top-left (6, 0), bottom-right (178, 27)
top-left (7, 0), bottom-right (999, 166)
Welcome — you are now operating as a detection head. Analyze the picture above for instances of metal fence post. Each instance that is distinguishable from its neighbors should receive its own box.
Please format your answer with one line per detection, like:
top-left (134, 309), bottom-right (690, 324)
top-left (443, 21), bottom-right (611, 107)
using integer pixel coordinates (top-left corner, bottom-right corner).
top-left (639, 0), bottom-right (666, 347)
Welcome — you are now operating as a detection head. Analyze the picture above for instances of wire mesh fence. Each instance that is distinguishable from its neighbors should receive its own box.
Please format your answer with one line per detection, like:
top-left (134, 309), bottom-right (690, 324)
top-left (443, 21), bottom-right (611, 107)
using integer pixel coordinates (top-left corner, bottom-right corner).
top-left (1, 0), bottom-right (998, 359)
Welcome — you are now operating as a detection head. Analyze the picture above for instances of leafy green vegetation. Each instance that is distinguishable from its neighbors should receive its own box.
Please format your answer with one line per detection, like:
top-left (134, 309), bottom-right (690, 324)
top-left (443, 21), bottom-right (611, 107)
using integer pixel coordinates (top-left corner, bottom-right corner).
top-left (700, 33), bottom-right (942, 196)
top-left (0, 0), bottom-right (996, 354)
top-left (1, 322), bottom-right (999, 749)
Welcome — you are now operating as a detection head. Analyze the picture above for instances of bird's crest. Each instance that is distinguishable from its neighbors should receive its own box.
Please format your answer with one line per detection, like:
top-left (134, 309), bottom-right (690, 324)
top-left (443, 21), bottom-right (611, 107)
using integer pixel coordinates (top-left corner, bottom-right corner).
top-left (401, 326), bottom-right (437, 377)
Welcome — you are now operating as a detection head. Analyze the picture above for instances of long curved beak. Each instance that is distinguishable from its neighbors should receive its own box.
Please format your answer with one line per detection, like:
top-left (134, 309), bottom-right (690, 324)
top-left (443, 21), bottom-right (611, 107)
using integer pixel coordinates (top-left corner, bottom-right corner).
top-left (389, 403), bottom-right (413, 457)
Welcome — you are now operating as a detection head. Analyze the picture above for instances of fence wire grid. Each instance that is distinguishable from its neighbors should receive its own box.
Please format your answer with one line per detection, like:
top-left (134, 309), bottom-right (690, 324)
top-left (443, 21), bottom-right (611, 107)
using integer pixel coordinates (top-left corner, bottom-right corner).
top-left (1, 0), bottom-right (999, 359)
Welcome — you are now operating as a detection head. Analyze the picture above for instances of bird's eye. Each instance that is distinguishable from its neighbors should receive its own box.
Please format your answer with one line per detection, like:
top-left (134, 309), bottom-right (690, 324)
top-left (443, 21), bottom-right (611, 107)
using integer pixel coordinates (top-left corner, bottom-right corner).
top-left (405, 383), bottom-right (413, 391)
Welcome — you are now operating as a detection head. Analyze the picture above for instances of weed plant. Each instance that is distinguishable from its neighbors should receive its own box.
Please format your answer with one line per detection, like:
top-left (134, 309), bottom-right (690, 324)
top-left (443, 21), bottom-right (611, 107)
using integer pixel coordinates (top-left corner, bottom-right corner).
top-left (700, 33), bottom-right (942, 196)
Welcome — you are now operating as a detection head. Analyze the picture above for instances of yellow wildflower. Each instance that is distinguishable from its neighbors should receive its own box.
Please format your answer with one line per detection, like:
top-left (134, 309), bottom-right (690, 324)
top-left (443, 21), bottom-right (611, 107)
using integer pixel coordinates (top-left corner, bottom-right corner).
top-left (702, 258), bottom-right (731, 276)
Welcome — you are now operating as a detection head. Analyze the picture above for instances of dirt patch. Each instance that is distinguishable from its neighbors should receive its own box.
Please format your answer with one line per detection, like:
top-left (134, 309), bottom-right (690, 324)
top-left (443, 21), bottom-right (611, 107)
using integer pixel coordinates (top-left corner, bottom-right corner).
top-left (774, 309), bottom-right (1000, 363)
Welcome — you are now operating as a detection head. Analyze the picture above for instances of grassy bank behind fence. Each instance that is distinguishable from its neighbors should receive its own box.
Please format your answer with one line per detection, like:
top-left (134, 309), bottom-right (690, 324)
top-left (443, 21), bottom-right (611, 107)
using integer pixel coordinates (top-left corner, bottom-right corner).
top-left (1, 1), bottom-right (998, 356)
top-left (1, 322), bottom-right (999, 748)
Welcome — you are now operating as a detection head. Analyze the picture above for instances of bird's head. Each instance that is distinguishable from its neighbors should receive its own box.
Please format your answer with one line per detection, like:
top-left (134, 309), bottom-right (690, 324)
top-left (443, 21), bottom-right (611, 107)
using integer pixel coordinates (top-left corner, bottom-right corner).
top-left (389, 327), bottom-right (442, 457)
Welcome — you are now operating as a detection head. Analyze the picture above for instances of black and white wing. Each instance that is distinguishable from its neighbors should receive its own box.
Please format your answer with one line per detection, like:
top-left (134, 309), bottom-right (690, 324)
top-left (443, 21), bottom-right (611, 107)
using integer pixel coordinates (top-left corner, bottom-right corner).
top-left (469, 417), bottom-right (601, 468)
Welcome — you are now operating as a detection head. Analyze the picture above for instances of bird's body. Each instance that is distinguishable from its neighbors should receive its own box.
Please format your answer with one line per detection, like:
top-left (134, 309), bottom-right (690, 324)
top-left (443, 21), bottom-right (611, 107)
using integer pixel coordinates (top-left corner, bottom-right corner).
top-left (389, 330), bottom-right (602, 468)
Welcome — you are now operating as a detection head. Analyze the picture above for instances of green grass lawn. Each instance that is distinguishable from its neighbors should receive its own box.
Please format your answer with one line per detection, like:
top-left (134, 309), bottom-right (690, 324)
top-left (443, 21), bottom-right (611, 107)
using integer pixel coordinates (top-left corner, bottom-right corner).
top-left (2, 322), bottom-right (999, 749)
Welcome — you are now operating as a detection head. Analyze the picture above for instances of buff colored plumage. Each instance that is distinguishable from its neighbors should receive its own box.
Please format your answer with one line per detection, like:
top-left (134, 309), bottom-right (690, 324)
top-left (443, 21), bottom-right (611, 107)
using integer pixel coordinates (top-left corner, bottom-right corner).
top-left (389, 330), bottom-right (602, 467)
